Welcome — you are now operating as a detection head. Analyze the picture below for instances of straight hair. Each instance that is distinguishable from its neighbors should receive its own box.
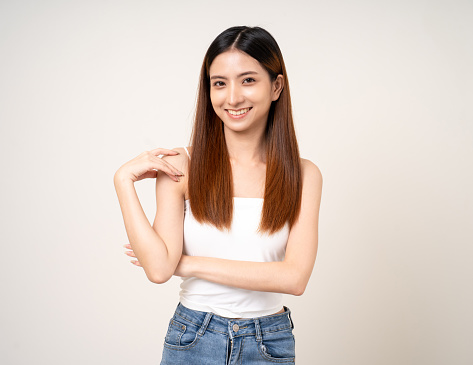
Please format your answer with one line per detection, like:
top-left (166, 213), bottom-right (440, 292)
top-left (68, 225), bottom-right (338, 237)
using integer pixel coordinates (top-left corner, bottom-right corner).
top-left (188, 26), bottom-right (302, 235)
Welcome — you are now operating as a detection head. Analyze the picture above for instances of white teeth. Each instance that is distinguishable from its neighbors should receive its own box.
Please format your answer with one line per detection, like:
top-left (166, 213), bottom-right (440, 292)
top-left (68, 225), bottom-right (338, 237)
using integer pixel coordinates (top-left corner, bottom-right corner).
top-left (228, 107), bottom-right (251, 116)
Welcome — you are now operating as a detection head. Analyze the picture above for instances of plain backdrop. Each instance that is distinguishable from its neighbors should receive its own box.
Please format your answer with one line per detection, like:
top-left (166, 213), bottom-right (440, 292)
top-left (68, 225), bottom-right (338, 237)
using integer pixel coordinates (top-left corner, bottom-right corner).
top-left (1, 0), bottom-right (472, 364)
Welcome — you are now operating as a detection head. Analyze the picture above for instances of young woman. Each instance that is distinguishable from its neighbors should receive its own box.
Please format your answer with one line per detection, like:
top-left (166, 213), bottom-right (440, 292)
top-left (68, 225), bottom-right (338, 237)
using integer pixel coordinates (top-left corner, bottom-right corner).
top-left (114, 26), bottom-right (322, 364)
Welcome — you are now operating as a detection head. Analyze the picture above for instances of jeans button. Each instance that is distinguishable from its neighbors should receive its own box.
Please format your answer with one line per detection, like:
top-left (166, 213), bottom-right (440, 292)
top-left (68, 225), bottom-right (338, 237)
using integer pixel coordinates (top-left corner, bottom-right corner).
top-left (232, 324), bottom-right (239, 332)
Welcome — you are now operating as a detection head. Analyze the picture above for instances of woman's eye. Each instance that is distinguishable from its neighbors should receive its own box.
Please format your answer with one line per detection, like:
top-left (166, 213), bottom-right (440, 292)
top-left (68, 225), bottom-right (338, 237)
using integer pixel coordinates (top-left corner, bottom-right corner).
top-left (213, 81), bottom-right (225, 87)
top-left (243, 78), bottom-right (255, 83)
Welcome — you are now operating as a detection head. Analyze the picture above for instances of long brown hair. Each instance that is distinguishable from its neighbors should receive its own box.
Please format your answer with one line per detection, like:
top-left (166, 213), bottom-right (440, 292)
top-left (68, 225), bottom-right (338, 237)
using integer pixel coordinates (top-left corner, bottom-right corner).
top-left (188, 26), bottom-right (302, 235)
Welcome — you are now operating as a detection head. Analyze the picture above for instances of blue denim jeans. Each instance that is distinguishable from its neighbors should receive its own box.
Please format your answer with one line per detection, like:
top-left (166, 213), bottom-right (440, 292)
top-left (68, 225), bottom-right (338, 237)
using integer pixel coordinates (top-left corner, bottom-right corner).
top-left (160, 302), bottom-right (296, 364)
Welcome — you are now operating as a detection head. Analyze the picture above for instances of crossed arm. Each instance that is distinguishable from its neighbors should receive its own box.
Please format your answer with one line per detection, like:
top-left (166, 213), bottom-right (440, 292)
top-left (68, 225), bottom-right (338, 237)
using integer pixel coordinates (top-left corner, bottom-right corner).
top-left (125, 160), bottom-right (323, 296)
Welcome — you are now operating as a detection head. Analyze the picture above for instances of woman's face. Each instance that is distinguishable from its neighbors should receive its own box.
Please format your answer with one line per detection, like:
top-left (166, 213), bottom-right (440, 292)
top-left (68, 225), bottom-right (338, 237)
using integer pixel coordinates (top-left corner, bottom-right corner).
top-left (209, 49), bottom-right (283, 134)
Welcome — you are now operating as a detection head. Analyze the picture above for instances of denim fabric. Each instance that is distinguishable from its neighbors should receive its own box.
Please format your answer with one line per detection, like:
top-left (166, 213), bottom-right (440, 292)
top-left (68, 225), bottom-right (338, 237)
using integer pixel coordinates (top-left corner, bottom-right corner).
top-left (160, 302), bottom-right (296, 364)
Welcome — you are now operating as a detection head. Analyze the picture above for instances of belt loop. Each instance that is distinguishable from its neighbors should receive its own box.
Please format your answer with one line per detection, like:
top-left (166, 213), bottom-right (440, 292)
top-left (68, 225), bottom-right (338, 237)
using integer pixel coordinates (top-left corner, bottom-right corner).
top-left (253, 318), bottom-right (262, 342)
top-left (286, 307), bottom-right (294, 329)
top-left (198, 312), bottom-right (213, 336)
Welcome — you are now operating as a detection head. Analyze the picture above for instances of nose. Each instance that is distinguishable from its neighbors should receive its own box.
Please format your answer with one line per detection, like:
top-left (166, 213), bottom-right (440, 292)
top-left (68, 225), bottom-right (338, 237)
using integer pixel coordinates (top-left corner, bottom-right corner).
top-left (227, 82), bottom-right (244, 106)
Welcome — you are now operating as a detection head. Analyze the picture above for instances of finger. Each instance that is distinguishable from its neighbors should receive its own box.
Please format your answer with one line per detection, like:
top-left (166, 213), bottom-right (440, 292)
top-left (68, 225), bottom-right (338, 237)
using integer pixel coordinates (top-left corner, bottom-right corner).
top-left (131, 260), bottom-right (142, 267)
top-left (146, 156), bottom-right (183, 182)
top-left (123, 244), bottom-right (132, 249)
top-left (125, 251), bottom-right (136, 258)
top-left (149, 148), bottom-right (180, 157)
top-left (152, 156), bottom-right (184, 177)
top-left (152, 165), bottom-right (183, 182)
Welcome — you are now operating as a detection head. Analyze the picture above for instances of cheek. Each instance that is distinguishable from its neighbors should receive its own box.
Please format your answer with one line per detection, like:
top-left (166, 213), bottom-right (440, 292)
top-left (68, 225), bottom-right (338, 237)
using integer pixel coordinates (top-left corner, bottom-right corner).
top-left (245, 85), bottom-right (272, 104)
top-left (210, 90), bottom-right (224, 107)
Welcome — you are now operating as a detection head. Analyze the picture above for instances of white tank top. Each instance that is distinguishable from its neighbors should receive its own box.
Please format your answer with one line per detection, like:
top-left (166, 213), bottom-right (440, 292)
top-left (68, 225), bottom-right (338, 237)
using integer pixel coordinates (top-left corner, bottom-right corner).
top-left (179, 146), bottom-right (290, 318)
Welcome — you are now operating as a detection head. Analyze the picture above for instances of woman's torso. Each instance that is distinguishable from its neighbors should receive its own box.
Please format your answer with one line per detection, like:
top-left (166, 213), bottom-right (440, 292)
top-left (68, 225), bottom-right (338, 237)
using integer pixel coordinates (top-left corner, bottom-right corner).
top-left (179, 146), bottom-right (289, 319)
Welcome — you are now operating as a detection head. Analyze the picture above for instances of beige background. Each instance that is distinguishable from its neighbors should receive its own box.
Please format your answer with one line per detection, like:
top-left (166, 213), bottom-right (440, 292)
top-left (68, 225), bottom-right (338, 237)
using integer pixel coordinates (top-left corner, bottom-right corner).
top-left (1, 0), bottom-right (472, 364)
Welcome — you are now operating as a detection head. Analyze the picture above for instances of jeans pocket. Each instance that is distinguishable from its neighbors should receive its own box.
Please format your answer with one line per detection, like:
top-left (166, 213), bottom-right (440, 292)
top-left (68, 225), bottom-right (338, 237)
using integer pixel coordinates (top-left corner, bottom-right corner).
top-left (164, 315), bottom-right (201, 349)
top-left (258, 328), bottom-right (295, 362)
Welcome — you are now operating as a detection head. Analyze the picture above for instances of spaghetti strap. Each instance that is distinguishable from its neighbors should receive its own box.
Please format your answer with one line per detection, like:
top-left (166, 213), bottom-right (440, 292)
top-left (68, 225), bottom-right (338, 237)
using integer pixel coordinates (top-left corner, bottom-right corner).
top-left (184, 146), bottom-right (191, 160)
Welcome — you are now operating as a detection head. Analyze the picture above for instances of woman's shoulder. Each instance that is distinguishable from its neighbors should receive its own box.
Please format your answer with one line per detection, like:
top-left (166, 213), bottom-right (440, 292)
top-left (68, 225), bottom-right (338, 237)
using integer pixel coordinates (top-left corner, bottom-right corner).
top-left (301, 157), bottom-right (322, 177)
top-left (159, 146), bottom-right (192, 174)
top-left (300, 158), bottom-right (323, 192)
top-left (159, 147), bottom-right (192, 198)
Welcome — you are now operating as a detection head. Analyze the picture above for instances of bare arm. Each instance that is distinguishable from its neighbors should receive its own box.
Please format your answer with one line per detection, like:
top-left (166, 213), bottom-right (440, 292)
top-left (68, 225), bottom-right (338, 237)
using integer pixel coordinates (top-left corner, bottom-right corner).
top-left (182, 257), bottom-right (302, 295)
top-left (176, 159), bottom-right (323, 295)
top-left (114, 148), bottom-right (187, 284)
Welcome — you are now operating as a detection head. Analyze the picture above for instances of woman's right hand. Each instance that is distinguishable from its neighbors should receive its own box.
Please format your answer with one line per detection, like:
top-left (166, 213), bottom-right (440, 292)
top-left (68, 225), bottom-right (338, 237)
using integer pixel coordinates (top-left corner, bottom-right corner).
top-left (114, 148), bottom-right (184, 184)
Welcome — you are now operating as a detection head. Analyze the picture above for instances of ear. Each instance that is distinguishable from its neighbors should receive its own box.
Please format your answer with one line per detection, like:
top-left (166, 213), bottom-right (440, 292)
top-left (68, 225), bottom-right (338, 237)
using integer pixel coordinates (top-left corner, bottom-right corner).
top-left (271, 74), bottom-right (284, 101)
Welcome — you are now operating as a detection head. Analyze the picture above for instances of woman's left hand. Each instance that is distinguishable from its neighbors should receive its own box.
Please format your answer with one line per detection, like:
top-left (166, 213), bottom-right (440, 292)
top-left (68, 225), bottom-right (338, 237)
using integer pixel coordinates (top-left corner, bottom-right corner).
top-left (124, 244), bottom-right (142, 266)
top-left (124, 244), bottom-right (192, 277)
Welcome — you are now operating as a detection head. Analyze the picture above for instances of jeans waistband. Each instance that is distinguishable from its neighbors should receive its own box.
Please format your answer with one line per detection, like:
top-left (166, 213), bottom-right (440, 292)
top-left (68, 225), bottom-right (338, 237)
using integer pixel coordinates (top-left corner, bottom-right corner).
top-left (173, 302), bottom-right (294, 340)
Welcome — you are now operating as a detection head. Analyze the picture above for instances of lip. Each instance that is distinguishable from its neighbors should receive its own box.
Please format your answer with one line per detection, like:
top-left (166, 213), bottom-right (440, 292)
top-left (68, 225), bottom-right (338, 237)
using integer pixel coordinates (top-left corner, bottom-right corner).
top-left (225, 107), bottom-right (252, 119)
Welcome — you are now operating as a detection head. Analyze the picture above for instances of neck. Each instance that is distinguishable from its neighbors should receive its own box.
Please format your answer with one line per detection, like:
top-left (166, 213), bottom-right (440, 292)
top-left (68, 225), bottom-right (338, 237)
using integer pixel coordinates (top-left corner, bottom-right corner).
top-left (223, 126), bottom-right (267, 166)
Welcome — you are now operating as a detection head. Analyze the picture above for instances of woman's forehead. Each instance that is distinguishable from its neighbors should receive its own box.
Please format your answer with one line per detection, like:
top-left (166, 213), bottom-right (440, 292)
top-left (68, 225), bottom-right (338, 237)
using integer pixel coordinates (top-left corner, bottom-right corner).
top-left (209, 50), bottom-right (263, 76)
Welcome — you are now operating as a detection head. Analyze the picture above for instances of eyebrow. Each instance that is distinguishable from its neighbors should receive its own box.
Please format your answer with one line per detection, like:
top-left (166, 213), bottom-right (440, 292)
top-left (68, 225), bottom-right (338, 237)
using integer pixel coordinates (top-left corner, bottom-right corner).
top-left (210, 71), bottom-right (258, 80)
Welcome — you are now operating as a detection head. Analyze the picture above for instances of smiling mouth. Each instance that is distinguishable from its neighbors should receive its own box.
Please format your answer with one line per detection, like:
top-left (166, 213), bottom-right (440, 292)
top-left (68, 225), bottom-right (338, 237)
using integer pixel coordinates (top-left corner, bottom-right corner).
top-left (226, 107), bottom-right (252, 116)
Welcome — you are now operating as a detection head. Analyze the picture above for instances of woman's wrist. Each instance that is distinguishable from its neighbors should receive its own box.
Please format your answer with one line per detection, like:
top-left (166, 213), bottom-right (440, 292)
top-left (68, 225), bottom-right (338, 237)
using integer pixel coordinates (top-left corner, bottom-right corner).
top-left (114, 170), bottom-right (134, 186)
